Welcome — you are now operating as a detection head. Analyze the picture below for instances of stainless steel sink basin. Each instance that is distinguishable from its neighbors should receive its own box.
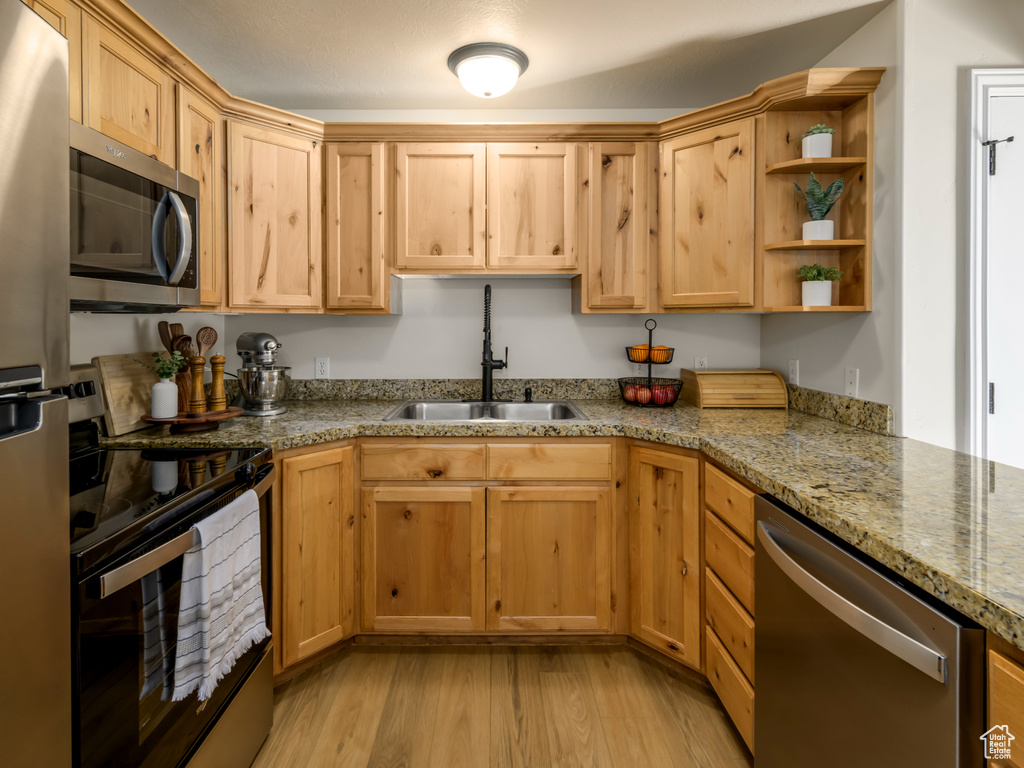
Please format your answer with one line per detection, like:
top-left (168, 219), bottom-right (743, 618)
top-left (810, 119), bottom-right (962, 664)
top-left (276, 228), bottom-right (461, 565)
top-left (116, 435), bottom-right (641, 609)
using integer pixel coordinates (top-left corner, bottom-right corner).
top-left (383, 399), bottom-right (587, 421)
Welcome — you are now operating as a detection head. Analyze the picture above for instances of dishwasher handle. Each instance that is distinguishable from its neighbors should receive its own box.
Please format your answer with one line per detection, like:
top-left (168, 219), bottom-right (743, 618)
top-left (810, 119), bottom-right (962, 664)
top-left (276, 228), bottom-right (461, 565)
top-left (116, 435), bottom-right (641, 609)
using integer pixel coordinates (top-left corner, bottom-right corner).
top-left (757, 521), bottom-right (948, 683)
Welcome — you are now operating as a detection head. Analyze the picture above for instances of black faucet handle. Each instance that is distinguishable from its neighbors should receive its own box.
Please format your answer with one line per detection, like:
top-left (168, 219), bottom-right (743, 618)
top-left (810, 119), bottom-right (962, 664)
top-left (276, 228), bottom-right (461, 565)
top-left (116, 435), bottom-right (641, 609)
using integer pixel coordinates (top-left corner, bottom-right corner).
top-left (503, 346), bottom-right (508, 368)
top-left (524, 387), bottom-right (532, 403)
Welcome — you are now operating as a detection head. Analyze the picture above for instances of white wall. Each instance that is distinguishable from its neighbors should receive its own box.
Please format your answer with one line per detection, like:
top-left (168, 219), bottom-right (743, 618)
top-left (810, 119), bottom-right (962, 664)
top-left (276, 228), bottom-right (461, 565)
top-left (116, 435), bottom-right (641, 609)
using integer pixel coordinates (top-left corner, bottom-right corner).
top-left (899, 0), bottom-right (1024, 451)
top-left (70, 313), bottom-right (227, 363)
top-left (223, 278), bottom-right (762, 379)
top-left (760, 2), bottom-right (901, 410)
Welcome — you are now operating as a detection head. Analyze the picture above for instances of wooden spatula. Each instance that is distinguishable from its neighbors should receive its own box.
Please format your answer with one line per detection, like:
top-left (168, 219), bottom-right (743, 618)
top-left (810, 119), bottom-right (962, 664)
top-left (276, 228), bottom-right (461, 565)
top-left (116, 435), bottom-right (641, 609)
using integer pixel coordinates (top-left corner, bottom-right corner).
top-left (157, 321), bottom-right (174, 354)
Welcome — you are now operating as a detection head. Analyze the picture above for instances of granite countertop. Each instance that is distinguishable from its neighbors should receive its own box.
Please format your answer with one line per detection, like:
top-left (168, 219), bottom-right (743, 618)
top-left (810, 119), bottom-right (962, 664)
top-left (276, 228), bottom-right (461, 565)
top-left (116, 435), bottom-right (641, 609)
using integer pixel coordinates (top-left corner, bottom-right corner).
top-left (103, 399), bottom-right (1024, 652)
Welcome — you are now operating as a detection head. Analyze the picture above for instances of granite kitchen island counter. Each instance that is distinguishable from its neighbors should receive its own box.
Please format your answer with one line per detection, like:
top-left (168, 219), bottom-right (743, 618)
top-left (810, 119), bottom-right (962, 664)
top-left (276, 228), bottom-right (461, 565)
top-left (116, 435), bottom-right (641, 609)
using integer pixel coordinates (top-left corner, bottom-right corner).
top-left (102, 398), bottom-right (1024, 652)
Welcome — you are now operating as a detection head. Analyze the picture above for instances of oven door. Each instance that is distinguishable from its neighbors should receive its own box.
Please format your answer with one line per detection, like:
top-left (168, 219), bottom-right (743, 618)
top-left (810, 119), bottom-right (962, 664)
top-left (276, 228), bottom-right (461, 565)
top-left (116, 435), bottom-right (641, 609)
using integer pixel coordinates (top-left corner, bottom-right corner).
top-left (73, 468), bottom-right (272, 768)
top-left (69, 123), bottom-right (199, 310)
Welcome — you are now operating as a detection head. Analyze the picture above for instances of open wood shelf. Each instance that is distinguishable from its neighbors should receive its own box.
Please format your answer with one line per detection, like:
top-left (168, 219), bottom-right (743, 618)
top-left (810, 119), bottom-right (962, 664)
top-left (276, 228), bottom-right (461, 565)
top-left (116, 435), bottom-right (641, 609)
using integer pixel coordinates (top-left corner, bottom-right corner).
top-left (764, 239), bottom-right (866, 251)
top-left (763, 305), bottom-right (868, 312)
top-left (765, 157), bottom-right (867, 174)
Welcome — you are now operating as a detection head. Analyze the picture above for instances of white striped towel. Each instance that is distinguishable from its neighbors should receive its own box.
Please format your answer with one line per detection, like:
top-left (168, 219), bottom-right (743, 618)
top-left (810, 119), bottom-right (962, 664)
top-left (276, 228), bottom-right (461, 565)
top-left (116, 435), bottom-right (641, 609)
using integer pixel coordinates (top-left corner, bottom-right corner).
top-left (172, 489), bottom-right (270, 702)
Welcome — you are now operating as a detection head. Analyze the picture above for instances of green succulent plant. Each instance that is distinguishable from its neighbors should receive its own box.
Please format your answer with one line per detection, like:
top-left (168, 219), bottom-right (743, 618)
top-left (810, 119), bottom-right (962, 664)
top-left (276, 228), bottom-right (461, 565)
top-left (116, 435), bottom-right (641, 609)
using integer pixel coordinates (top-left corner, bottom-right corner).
top-left (793, 173), bottom-right (844, 221)
top-left (802, 123), bottom-right (835, 138)
top-left (135, 350), bottom-right (187, 379)
top-left (798, 264), bottom-right (844, 282)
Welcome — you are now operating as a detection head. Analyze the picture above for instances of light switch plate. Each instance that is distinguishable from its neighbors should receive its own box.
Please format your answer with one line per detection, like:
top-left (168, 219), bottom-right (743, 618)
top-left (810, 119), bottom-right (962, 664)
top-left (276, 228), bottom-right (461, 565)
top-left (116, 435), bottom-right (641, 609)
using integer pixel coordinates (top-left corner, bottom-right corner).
top-left (845, 367), bottom-right (859, 397)
top-left (788, 359), bottom-right (799, 385)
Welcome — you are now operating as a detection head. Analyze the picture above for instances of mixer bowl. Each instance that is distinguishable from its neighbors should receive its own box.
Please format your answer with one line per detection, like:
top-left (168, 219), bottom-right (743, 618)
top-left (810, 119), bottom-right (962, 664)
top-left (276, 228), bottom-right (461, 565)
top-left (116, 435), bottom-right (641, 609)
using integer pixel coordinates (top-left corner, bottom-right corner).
top-left (237, 367), bottom-right (290, 414)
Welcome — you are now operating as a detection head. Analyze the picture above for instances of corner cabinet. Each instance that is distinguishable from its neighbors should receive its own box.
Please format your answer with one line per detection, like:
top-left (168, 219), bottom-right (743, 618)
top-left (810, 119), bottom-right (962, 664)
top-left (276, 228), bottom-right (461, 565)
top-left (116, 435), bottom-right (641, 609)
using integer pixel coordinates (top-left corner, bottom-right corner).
top-left (628, 446), bottom-right (701, 668)
top-left (659, 119), bottom-right (755, 308)
top-left (324, 142), bottom-right (390, 312)
top-left (177, 85), bottom-right (225, 308)
top-left (279, 446), bottom-right (356, 670)
top-left (227, 121), bottom-right (322, 309)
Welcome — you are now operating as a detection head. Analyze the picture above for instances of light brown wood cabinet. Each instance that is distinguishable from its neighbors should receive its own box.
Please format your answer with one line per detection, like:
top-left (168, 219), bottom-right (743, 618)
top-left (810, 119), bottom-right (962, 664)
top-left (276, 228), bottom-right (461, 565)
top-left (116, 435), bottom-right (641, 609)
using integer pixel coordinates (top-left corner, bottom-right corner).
top-left (22, 0), bottom-right (82, 122)
top-left (279, 446), bottom-right (356, 669)
top-left (659, 119), bottom-right (754, 308)
top-left (988, 634), bottom-right (1024, 768)
top-left (227, 120), bottom-right (322, 309)
top-left (394, 142), bottom-right (486, 271)
top-left (177, 84), bottom-right (225, 307)
top-left (487, 143), bottom-right (579, 270)
top-left (361, 486), bottom-right (486, 632)
top-left (486, 486), bottom-right (611, 633)
top-left (578, 142), bottom-right (656, 312)
top-left (324, 142), bottom-right (390, 312)
top-left (628, 446), bottom-right (701, 668)
top-left (82, 13), bottom-right (175, 164)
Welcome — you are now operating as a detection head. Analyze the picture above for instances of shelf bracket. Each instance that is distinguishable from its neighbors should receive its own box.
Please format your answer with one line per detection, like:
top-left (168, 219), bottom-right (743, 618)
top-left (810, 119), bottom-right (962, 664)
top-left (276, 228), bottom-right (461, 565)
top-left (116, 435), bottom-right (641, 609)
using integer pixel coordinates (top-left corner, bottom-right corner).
top-left (981, 136), bottom-right (1014, 175)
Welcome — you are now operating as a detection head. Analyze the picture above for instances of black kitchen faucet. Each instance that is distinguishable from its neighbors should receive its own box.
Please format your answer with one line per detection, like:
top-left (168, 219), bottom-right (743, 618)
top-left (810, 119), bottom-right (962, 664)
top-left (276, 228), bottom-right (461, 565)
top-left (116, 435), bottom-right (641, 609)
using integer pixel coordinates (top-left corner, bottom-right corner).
top-left (480, 284), bottom-right (507, 402)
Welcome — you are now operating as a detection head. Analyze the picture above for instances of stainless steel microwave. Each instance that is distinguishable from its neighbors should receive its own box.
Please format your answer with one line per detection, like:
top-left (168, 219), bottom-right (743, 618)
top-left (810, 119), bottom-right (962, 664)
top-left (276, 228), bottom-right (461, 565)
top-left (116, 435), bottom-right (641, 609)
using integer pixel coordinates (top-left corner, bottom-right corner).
top-left (69, 122), bottom-right (200, 312)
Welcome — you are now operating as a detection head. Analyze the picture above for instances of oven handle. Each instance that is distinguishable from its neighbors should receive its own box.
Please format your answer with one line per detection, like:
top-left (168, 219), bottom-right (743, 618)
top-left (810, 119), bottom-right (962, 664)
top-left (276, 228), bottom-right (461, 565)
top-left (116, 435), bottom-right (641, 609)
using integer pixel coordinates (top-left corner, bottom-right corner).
top-left (98, 464), bottom-right (276, 599)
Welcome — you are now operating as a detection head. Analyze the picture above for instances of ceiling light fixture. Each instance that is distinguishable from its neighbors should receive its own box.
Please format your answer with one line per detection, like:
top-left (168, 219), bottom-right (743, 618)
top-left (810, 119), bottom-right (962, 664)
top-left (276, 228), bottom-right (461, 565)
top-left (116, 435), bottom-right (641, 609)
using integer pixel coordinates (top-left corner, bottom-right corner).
top-left (447, 43), bottom-right (529, 99)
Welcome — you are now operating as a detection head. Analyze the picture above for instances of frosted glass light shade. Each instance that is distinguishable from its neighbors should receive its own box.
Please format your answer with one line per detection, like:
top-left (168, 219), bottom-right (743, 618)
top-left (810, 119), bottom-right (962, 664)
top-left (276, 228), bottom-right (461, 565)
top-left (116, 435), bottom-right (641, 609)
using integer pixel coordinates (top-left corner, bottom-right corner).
top-left (448, 43), bottom-right (529, 99)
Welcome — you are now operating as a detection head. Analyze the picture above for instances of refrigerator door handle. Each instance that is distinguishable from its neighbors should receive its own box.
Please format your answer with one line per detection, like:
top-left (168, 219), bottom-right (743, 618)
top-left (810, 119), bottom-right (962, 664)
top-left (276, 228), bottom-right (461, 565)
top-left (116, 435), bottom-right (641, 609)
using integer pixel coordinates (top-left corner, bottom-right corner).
top-left (757, 521), bottom-right (948, 683)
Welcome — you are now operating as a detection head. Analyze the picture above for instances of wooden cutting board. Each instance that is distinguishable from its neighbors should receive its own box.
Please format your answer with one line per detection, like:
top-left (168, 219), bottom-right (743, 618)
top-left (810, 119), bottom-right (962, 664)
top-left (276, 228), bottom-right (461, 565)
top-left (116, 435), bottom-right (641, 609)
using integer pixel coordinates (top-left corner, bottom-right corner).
top-left (93, 352), bottom-right (161, 436)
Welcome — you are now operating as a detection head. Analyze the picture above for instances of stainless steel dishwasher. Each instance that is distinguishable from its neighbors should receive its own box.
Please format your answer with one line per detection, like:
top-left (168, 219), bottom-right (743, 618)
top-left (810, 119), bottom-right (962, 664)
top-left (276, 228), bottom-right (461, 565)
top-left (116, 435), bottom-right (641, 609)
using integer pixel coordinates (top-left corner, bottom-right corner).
top-left (755, 496), bottom-right (985, 767)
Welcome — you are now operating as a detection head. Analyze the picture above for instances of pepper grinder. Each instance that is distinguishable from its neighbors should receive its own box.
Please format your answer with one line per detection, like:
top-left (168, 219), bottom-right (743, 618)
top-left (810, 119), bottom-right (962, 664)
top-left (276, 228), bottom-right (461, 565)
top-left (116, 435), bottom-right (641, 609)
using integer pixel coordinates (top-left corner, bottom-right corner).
top-left (208, 355), bottom-right (227, 411)
top-left (188, 356), bottom-right (207, 414)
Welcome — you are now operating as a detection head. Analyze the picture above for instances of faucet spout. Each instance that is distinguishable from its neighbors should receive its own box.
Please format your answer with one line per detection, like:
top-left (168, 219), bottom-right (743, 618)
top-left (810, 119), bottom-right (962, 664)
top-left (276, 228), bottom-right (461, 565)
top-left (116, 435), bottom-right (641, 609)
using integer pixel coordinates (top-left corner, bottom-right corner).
top-left (480, 284), bottom-right (507, 402)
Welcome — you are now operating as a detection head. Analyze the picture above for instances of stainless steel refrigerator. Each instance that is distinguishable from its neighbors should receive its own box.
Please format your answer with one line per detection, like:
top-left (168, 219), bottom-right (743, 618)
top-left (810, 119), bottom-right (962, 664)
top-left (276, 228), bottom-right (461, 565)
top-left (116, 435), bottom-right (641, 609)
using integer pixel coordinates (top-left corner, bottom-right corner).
top-left (0, 0), bottom-right (71, 764)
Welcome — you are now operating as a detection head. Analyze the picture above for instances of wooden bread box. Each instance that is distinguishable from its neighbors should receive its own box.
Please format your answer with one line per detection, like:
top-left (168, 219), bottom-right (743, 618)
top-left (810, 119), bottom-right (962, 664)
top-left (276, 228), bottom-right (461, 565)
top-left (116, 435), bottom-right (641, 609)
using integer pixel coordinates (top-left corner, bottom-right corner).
top-left (679, 369), bottom-right (788, 409)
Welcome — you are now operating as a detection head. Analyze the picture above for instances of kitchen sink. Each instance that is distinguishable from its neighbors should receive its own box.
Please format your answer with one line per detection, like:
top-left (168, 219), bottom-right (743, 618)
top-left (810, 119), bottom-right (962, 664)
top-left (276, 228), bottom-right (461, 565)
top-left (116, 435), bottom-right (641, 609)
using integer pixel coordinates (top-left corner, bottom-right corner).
top-left (383, 399), bottom-right (587, 421)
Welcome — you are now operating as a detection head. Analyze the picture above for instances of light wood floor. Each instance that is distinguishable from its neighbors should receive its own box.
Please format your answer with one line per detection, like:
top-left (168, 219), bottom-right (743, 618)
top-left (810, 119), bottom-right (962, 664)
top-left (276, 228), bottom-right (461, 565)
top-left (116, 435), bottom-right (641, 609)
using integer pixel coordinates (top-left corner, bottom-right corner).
top-left (252, 645), bottom-right (753, 768)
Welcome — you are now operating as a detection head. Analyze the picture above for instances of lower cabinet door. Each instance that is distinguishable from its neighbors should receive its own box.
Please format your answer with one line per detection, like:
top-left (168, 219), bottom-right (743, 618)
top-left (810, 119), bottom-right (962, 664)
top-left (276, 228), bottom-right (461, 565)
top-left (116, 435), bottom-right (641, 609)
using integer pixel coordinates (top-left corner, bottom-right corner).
top-left (486, 487), bottom-right (611, 632)
top-left (280, 446), bottom-right (356, 668)
top-left (628, 446), bottom-right (701, 668)
top-left (361, 486), bottom-right (486, 632)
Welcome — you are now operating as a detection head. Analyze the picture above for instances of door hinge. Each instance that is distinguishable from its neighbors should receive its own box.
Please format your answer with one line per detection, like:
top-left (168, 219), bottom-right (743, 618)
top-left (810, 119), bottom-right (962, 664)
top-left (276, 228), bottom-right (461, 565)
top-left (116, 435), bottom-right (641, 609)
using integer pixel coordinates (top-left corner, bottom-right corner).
top-left (990, 382), bottom-right (995, 414)
top-left (982, 136), bottom-right (1015, 175)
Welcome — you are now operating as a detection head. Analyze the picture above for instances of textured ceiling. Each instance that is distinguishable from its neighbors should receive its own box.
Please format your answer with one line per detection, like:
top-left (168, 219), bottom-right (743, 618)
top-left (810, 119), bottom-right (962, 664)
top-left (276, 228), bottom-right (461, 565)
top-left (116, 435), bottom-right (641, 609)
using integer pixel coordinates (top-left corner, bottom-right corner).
top-left (127, 0), bottom-right (888, 112)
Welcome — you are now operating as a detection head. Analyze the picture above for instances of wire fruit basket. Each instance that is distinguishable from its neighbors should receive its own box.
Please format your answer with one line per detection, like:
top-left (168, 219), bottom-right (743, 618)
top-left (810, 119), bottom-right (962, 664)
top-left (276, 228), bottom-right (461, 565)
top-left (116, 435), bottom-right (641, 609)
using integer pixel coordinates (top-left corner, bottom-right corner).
top-left (617, 319), bottom-right (683, 408)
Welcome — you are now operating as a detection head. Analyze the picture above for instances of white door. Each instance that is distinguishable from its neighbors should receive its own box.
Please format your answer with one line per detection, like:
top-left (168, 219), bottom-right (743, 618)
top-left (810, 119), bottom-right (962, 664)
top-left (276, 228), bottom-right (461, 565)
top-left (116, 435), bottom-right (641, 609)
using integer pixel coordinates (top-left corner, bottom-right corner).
top-left (986, 93), bottom-right (1024, 468)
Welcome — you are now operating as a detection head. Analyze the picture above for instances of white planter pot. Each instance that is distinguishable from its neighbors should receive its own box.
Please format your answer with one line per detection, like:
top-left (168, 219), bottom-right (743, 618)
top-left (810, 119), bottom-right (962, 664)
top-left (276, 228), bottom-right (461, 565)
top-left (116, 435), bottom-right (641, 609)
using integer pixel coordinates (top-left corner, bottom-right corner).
top-left (151, 377), bottom-right (178, 419)
top-left (802, 219), bottom-right (834, 241)
top-left (802, 133), bottom-right (833, 158)
top-left (802, 280), bottom-right (834, 307)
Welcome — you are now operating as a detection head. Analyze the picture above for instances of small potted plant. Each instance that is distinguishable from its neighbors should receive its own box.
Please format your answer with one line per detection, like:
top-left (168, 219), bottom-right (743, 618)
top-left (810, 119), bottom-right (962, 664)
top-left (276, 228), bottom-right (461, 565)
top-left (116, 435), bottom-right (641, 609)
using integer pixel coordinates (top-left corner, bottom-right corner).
top-left (802, 124), bottom-right (835, 158)
top-left (799, 263), bottom-right (843, 307)
top-left (136, 350), bottom-right (186, 418)
top-left (794, 172), bottom-right (844, 240)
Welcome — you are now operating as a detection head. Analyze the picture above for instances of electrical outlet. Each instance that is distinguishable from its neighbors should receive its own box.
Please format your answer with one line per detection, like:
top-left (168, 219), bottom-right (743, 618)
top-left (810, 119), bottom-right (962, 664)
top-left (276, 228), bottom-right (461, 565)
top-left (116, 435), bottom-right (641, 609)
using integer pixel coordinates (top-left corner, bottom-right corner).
top-left (694, 355), bottom-right (709, 370)
top-left (788, 359), bottom-right (800, 386)
top-left (845, 367), bottom-right (859, 398)
top-left (315, 356), bottom-right (330, 379)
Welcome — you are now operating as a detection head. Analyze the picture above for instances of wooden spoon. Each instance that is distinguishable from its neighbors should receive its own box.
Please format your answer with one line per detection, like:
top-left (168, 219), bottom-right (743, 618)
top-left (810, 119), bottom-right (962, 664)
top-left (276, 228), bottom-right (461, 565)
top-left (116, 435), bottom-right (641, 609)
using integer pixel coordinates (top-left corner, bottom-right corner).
top-left (169, 322), bottom-right (185, 343)
top-left (196, 326), bottom-right (218, 358)
top-left (157, 321), bottom-right (174, 354)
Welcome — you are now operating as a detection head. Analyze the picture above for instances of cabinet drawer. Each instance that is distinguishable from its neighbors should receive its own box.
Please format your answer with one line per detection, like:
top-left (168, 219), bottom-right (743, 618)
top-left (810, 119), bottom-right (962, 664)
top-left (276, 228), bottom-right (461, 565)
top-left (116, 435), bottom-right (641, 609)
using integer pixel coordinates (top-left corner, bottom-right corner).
top-left (705, 463), bottom-right (756, 545)
top-left (989, 650), bottom-right (1024, 767)
top-left (705, 568), bottom-right (754, 684)
top-left (361, 444), bottom-right (486, 481)
top-left (487, 443), bottom-right (612, 480)
top-left (706, 626), bottom-right (754, 753)
top-left (705, 511), bottom-right (755, 614)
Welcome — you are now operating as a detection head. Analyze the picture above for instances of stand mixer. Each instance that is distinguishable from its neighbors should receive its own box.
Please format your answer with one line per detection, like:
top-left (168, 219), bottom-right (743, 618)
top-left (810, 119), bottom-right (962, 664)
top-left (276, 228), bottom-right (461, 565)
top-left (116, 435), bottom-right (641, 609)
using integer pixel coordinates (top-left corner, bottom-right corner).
top-left (234, 332), bottom-right (290, 416)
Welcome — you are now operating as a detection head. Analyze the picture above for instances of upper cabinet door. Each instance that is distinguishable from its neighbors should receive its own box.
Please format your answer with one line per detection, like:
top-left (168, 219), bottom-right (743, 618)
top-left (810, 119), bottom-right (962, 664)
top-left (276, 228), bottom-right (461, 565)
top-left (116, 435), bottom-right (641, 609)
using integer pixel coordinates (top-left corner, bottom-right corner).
top-left (584, 142), bottom-right (653, 310)
top-left (395, 142), bottom-right (486, 271)
top-left (487, 143), bottom-right (578, 270)
top-left (659, 120), bottom-right (754, 308)
top-left (82, 14), bottom-right (175, 165)
top-left (227, 120), bottom-right (322, 309)
top-left (177, 85), bottom-right (225, 308)
top-left (325, 143), bottom-right (388, 311)
top-left (22, 0), bottom-right (81, 123)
